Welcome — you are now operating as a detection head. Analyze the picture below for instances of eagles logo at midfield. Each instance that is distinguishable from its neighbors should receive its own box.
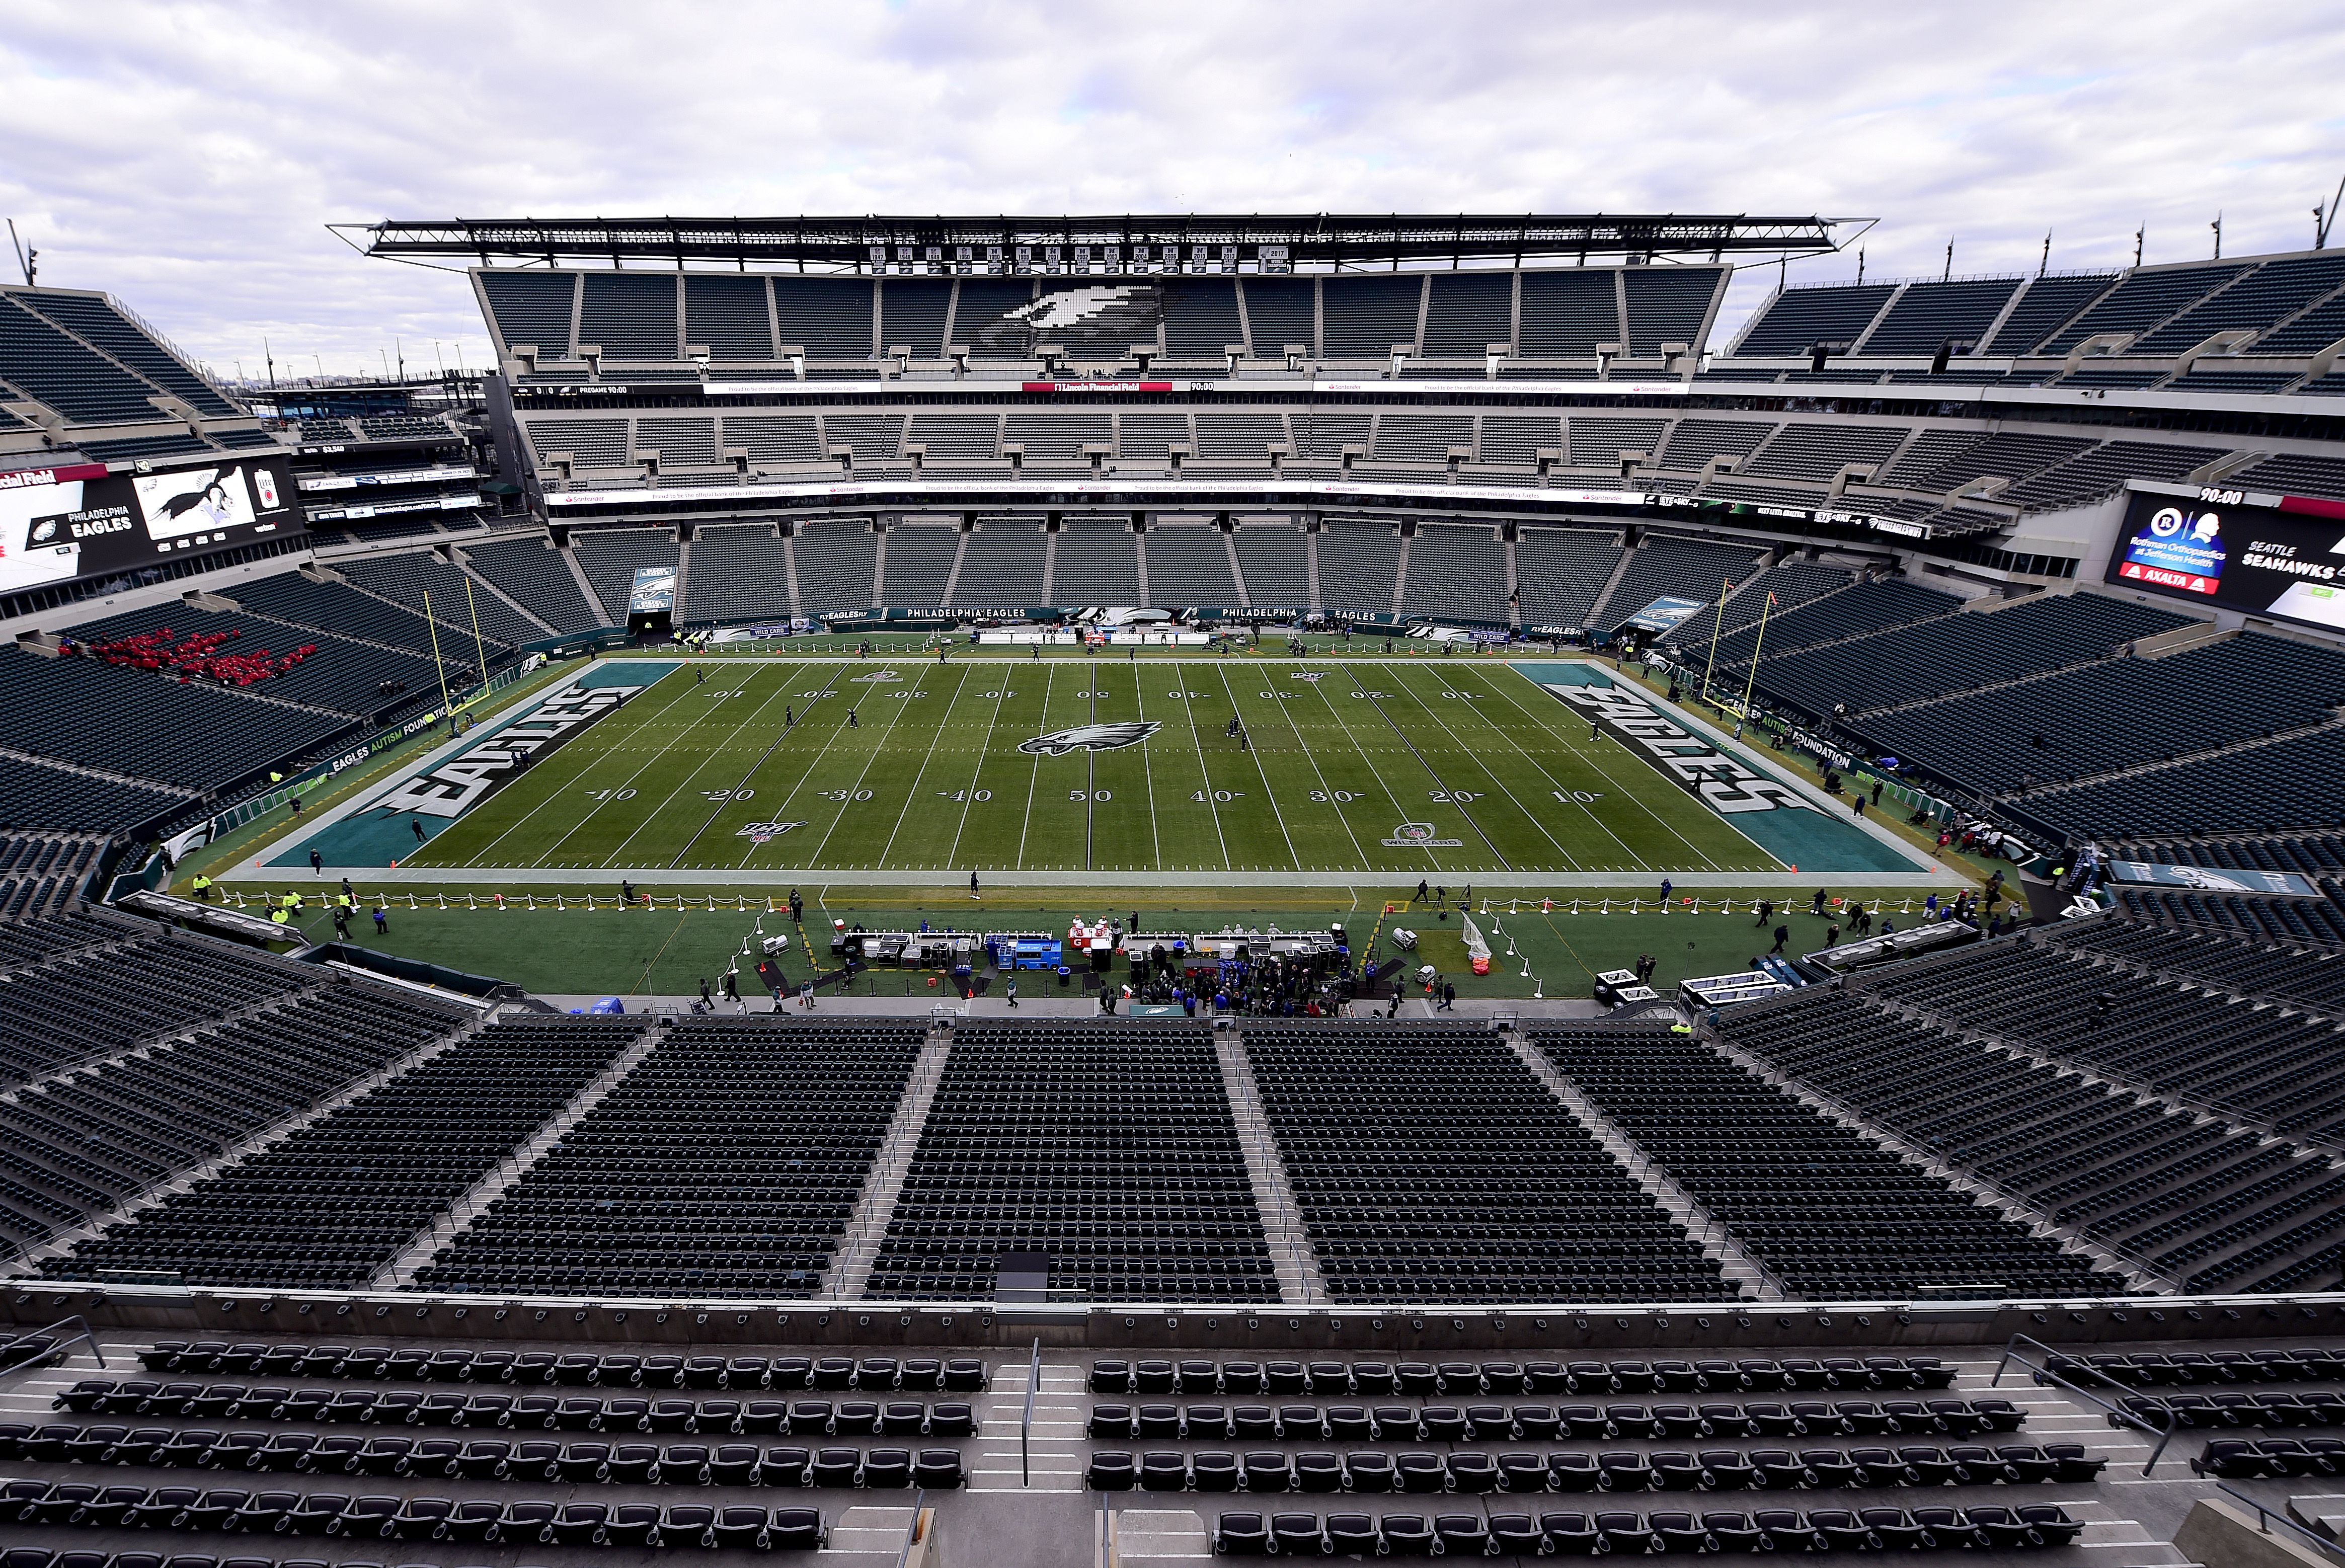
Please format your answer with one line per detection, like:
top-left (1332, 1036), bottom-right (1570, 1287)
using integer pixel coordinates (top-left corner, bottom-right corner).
top-left (1019, 721), bottom-right (1161, 756)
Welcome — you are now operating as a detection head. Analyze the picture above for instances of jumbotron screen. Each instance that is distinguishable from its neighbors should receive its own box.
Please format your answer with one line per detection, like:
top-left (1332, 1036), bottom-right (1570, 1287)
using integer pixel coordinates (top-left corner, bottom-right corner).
top-left (2105, 489), bottom-right (2345, 634)
top-left (0, 457), bottom-right (304, 595)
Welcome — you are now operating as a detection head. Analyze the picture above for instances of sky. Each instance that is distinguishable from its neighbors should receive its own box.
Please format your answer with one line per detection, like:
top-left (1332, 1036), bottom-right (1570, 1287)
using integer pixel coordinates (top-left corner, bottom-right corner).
top-left (3, 0), bottom-right (2341, 382)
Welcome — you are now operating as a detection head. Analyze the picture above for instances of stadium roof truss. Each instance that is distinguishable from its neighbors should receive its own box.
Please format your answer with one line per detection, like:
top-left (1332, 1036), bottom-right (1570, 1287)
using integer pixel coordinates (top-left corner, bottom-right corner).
top-left (336, 212), bottom-right (1854, 273)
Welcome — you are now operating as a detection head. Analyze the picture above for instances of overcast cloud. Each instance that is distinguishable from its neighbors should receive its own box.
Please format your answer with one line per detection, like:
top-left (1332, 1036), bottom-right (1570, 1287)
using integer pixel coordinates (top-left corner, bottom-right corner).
top-left (3, 0), bottom-right (2339, 380)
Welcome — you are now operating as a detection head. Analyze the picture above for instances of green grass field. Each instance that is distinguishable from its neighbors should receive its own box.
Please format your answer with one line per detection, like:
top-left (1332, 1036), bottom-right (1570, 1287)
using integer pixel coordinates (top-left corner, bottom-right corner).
top-left (276, 654), bottom-right (1926, 880)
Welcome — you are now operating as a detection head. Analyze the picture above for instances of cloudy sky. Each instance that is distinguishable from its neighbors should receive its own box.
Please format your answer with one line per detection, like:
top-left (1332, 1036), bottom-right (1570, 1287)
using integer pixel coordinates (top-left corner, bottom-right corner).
top-left (4, 0), bottom-right (2339, 381)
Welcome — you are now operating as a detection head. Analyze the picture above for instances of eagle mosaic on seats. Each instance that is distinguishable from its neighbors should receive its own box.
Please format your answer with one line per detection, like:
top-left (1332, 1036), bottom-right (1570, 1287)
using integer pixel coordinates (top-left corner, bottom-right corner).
top-left (3, 212), bottom-right (2344, 1566)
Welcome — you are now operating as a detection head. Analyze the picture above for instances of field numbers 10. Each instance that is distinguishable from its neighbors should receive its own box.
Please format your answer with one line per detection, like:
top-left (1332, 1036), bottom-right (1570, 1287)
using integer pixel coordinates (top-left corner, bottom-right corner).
top-left (584, 788), bottom-right (637, 800)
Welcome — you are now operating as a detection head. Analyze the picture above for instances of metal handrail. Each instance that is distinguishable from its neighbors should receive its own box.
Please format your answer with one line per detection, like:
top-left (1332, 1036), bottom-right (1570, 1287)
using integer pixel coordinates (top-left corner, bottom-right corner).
top-left (2214, 1483), bottom-right (2345, 1561)
top-left (0, 1314), bottom-right (106, 1378)
top-left (1990, 1331), bottom-right (2178, 1476)
top-left (893, 1491), bottom-right (929, 1568)
top-left (1021, 1338), bottom-right (1040, 1486)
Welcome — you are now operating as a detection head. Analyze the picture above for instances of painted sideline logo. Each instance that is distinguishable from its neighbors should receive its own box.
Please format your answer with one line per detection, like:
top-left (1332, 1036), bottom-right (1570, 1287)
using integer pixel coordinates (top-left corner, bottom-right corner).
top-left (1018, 721), bottom-right (1160, 756)
top-left (1545, 683), bottom-right (1819, 815)
top-left (736, 821), bottom-right (808, 844)
top-left (1382, 820), bottom-right (1463, 848)
top-left (373, 678), bottom-right (652, 819)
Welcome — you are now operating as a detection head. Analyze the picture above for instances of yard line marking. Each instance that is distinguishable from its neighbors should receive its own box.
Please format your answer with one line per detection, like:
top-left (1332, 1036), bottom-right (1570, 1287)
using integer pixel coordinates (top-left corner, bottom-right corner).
top-left (631, 662), bottom-right (810, 868)
top-left (809, 662), bottom-right (923, 865)
top-left (1300, 661), bottom-right (1448, 871)
top-left (1415, 665), bottom-right (1645, 871)
top-left (1379, 662), bottom-right (1580, 870)
top-left (875, 661), bottom-right (977, 867)
top-left (530, 666), bottom-right (758, 868)
top-left (1258, 665), bottom-right (1371, 870)
top-left (457, 661), bottom-right (702, 865)
top-left (942, 669), bottom-right (1016, 873)
top-left (1015, 663), bottom-right (1057, 871)
top-left (1211, 661), bottom-right (1302, 871)
top-left (1477, 661), bottom-right (1769, 872)
top-left (1126, 661), bottom-right (1164, 870)
top-left (1087, 659), bottom-right (1098, 871)
top-left (1338, 660), bottom-right (1511, 871)
top-left (1176, 661), bottom-right (1233, 870)
top-left (727, 666), bottom-right (861, 870)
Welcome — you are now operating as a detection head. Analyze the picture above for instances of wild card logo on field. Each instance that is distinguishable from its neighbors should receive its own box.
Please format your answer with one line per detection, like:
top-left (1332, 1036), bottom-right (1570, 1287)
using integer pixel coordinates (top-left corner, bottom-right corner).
top-left (850, 670), bottom-right (902, 682)
top-left (1290, 670), bottom-right (1326, 682)
top-left (1019, 721), bottom-right (1161, 756)
top-left (735, 820), bottom-right (808, 844)
top-left (1382, 821), bottom-right (1463, 848)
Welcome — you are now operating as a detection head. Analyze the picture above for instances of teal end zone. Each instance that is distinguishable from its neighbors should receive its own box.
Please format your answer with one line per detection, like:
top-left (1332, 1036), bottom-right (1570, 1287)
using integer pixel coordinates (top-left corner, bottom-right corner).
top-left (267, 660), bottom-right (682, 870)
top-left (1508, 661), bottom-right (1930, 877)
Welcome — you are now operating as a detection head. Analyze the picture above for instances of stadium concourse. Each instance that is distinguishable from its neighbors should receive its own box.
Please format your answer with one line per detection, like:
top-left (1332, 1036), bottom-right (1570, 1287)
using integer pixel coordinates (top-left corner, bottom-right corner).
top-left (3, 217), bottom-right (2345, 1563)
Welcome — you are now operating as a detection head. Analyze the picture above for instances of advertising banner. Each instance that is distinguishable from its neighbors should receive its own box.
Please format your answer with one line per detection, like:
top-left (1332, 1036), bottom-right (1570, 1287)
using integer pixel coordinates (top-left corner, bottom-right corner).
top-left (2106, 489), bottom-right (2345, 633)
top-left (0, 458), bottom-right (302, 595)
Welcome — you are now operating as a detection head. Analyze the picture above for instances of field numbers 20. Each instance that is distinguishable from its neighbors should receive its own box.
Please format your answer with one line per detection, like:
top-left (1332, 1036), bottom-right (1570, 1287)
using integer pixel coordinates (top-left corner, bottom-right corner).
top-left (701, 789), bottom-right (754, 802)
top-left (1429, 790), bottom-right (1481, 803)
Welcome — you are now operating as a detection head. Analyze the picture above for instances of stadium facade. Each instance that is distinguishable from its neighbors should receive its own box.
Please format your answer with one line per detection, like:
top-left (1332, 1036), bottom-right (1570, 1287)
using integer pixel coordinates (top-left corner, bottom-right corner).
top-left (0, 215), bottom-right (2342, 1564)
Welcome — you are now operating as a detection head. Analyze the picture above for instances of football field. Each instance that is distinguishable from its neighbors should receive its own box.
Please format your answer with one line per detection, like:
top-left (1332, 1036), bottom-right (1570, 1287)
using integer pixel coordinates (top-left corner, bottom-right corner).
top-left (280, 656), bottom-right (1926, 881)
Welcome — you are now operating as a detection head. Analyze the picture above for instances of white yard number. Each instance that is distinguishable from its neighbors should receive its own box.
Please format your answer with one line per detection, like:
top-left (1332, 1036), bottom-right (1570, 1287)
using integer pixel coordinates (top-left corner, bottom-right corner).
top-left (1553, 790), bottom-right (1603, 803)
top-left (820, 789), bottom-right (874, 802)
top-left (1193, 790), bottom-right (1240, 803)
top-left (702, 789), bottom-right (754, 802)
top-left (1308, 790), bottom-right (1363, 803)
top-left (584, 788), bottom-right (637, 800)
top-left (979, 690), bottom-right (1015, 699)
top-left (1168, 690), bottom-right (1207, 698)
top-left (1438, 690), bottom-right (1478, 700)
top-left (1350, 690), bottom-right (1390, 699)
top-left (1429, 790), bottom-right (1481, 802)
top-left (939, 789), bottom-right (993, 802)
top-left (1069, 790), bottom-right (1113, 802)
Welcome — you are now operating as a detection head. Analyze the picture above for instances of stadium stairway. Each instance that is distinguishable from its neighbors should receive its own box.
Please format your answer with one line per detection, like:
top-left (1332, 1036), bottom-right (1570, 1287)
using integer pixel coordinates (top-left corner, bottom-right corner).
top-left (368, 1020), bottom-right (667, 1289)
top-left (1697, 1026), bottom-right (2161, 1293)
top-left (1506, 1034), bottom-right (1784, 1301)
top-left (7, 970), bottom-right (487, 1278)
top-left (824, 1028), bottom-right (954, 1302)
top-left (1213, 1035), bottom-right (1328, 1305)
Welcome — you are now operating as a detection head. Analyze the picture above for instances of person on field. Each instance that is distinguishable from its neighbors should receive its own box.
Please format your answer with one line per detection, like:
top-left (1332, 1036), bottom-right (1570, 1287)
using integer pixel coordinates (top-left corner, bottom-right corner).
top-left (372, 904), bottom-right (388, 934)
top-left (1771, 923), bottom-right (1790, 954)
top-left (411, 817), bottom-right (427, 845)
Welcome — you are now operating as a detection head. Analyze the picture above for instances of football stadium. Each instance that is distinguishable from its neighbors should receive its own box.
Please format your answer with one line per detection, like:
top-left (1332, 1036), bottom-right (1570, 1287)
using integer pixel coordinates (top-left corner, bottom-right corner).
top-left (4, 207), bottom-right (2345, 1566)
